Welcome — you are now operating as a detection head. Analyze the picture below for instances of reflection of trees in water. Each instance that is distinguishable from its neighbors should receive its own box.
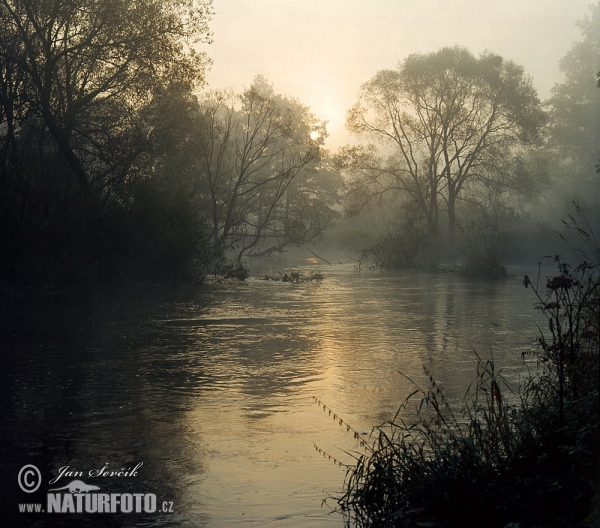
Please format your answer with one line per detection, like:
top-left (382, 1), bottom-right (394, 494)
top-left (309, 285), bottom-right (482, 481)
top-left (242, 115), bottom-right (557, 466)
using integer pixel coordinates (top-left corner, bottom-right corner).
top-left (0, 287), bottom-right (211, 526)
top-left (0, 270), bottom-right (538, 526)
top-left (303, 270), bottom-right (535, 424)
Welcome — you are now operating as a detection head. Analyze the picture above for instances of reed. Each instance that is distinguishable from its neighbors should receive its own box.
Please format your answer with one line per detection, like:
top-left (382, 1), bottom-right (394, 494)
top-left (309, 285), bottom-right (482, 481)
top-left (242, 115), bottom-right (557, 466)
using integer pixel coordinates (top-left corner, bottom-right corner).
top-left (312, 396), bottom-right (373, 455)
top-left (330, 210), bottom-right (599, 527)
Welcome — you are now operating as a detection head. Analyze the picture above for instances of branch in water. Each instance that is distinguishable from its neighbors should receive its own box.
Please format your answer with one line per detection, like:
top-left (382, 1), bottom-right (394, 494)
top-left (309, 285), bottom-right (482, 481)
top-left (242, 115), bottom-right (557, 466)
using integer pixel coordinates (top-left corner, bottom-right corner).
top-left (307, 248), bottom-right (331, 265)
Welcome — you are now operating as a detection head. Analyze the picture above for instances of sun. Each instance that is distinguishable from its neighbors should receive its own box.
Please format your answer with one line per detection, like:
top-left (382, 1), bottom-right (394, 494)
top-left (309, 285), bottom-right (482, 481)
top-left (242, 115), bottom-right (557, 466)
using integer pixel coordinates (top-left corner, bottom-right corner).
top-left (310, 130), bottom-right (320, 141)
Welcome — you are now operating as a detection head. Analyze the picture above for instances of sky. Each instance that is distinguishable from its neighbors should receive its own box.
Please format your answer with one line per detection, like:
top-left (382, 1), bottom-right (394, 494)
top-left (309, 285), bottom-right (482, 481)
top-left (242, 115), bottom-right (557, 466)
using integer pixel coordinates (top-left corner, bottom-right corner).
top-left (203, 0), bottom-right (594, 149)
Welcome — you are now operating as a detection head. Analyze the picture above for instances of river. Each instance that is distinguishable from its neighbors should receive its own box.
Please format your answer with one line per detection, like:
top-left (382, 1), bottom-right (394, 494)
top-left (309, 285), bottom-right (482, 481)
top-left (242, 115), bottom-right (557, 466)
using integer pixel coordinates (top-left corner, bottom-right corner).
top-left (0, 262), bottom-right (544, 527)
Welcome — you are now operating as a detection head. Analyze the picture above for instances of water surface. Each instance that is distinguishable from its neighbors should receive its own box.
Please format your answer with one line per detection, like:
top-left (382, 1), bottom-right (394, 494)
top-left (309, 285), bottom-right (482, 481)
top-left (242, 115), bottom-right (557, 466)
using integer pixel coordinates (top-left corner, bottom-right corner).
top-left (0, 264), bottom-right (541, 527)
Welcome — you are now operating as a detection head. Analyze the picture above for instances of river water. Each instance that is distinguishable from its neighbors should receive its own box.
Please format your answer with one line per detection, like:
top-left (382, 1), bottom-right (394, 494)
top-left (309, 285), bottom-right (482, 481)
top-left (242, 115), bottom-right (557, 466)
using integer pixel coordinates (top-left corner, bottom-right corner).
top-left (0, 262), bottom-right (544, 527)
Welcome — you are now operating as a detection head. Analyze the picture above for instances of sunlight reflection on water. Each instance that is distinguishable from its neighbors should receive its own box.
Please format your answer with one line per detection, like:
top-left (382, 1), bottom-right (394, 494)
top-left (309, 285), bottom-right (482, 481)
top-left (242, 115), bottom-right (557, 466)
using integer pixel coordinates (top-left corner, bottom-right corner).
top-left (0, 264), bottom-right (542, 527)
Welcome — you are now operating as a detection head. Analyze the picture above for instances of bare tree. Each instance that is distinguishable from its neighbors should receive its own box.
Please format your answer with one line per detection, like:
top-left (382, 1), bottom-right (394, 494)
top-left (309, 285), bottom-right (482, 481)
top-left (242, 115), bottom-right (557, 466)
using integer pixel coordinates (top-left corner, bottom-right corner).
top-left (195, 78), bottom-right (335, 260)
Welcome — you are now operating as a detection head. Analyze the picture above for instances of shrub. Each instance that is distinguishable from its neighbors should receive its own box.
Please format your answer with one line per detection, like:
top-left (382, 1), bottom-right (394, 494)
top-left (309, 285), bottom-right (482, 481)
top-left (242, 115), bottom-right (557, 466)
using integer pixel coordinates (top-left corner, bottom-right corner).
top-left (355, 207), bottom-right (438, 272)
top-left (458, 211), bottom-right (509, 279)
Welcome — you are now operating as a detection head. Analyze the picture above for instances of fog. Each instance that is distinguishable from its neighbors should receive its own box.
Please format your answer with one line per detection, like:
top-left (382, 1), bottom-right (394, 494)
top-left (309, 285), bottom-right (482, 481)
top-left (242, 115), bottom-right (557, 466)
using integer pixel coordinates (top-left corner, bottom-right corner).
top-left (1, 2), bottom-right (599, 526)
top-left (207, 0), bottom-right (592, 150)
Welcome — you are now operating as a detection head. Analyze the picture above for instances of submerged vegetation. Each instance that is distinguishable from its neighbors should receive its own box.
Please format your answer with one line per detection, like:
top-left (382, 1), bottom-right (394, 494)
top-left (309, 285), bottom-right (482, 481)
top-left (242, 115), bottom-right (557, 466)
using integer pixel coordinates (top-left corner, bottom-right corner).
top-left (331, 216), bottom-right (600, 527)
top-left (261, 270), bottom-right (324, 284)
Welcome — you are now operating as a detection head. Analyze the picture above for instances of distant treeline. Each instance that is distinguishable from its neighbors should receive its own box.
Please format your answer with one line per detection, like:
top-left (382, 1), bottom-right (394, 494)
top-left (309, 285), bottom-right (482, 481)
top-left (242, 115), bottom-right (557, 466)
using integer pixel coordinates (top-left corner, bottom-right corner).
top-left (0, 1), bottom-right (341, 293)
top-left (1, 1), bottom-right (599, 293)
top-left (328, 6), bottom-right (600, 275)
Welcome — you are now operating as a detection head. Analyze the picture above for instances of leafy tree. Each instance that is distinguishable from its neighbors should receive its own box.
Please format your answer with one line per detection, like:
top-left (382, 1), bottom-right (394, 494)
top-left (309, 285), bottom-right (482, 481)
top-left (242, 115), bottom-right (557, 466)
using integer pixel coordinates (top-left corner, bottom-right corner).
top-left (341, 46), bottom-right (546, 240)
top-left (0, 0), bottom-right (214, 288)
top-left (194, 77), bottom-right (338, 260)
top-left (116, 83), bottom-right (212, 282)
top-left (547, 2), bottom-right (600, 179)
top-left (245, 159), bottom-right (342, 257)
top-left (0, 0), bottom-right (212, 193)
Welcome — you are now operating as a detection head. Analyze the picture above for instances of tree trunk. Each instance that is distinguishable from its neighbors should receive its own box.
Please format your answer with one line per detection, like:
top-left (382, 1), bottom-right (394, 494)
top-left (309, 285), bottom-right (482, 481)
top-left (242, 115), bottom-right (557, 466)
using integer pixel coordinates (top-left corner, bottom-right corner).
top-left (448, 200), bottom-right (456, 241)
top-left (447, 184), bottom-right (456, 241)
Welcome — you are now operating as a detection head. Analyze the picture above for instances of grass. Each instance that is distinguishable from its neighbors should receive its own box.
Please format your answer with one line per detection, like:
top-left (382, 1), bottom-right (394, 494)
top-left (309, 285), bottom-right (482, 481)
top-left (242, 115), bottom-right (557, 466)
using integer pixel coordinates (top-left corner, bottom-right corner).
top-left (323, 211), bottom-right (599, 527)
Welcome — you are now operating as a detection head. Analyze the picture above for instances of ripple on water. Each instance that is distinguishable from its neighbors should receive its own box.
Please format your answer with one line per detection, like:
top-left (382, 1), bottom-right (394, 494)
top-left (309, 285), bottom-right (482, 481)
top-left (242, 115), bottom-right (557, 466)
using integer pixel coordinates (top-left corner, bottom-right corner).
top-left (0, 266), bottom-right (542, 527)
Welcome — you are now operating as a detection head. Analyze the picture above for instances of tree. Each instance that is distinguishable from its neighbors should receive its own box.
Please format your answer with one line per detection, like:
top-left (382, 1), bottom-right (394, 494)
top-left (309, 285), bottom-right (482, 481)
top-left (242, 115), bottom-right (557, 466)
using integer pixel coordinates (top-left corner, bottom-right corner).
top-left (547, 2), bottom-right (600, 179)
top-left (194, 77), bottom-right (338, 260)
top-left (0, 0), bottom-right (212, 194)
top-left (118, 83), bottom-right (212, 282)
top-left (342, 46), bottom-right (546, 240)
top-left (0, 0), bottom-right (215, 287)
top-left (257, 160), bottom-right (342, 256)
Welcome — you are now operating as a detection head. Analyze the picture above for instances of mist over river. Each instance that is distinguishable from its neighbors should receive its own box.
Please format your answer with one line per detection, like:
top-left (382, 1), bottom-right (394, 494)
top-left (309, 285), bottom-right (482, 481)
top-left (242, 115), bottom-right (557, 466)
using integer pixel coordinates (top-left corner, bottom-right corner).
top-left (0, 262), bottom-right (544, 527)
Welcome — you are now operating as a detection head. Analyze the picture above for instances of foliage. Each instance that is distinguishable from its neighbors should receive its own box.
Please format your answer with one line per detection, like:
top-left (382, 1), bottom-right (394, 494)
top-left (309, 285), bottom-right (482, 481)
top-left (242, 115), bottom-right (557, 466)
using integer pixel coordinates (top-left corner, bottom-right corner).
top-left (547, 1), bottom-right (600, 179)
top-left (340, 46), bottom-right (546, 241)
top-left (457, 206), bottom-right (511, 279)
top-left (117, 175), bottom-right (212, 284)
top-left (335, 214), bottom-right (599, 527)
top-left (354, 203), bottom-right (437, 271)
top-left (0, 0), bottom-right (212, 193)
top-left (0, 0), bottom-right (222, 291)
top-left (218, 260), bottom-right (250, 281)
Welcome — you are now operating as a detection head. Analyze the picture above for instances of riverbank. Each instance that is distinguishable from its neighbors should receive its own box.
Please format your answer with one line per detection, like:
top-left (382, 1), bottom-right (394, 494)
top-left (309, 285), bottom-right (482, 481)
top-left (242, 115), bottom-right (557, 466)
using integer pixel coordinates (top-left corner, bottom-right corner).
top-left (336, 254), bottom-right (600, 527)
